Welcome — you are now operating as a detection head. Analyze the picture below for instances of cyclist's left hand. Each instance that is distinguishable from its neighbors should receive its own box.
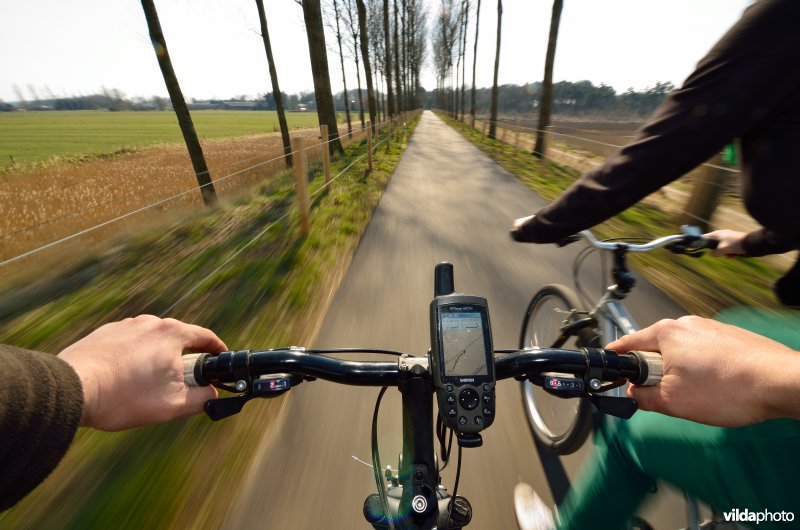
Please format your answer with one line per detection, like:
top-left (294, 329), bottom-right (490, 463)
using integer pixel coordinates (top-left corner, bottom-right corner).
top-left (511, 215), bottom-right (536, 242)
top-left (58, 315), bottom-right (226, 431)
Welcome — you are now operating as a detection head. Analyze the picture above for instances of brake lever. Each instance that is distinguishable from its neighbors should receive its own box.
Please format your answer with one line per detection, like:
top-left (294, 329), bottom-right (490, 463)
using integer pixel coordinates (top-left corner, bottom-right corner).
top-left (667, 226), bottom-right (719, 257)
top-left (205, 395), bottom-right (250, 421)
top-left (587, 394), bottom-right (638, 419)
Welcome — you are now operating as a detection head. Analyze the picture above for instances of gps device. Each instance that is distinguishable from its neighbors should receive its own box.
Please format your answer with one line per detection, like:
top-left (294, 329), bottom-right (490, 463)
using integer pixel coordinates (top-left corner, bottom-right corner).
top-left (430, 294), bottom-right (496, 435)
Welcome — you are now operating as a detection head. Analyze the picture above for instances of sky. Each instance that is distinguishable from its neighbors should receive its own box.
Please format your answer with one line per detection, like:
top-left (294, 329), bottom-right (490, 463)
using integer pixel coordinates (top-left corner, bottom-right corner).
top-left (0, 0), bottom-right (754, 103)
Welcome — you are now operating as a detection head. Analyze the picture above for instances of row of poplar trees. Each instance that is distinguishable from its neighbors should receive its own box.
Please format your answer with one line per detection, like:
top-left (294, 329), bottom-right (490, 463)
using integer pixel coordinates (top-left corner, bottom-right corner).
top-left (432, 0), bottom-right (563, 158)
top-left (140, 0), bottom-right (426, 206)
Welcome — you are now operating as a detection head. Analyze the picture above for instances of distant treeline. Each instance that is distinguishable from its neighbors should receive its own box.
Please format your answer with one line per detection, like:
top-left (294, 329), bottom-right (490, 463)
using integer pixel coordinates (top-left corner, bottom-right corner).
top-left (2, 80), bottom-right (675, 118)
top-left (424, 80), bottom-right (676, 118)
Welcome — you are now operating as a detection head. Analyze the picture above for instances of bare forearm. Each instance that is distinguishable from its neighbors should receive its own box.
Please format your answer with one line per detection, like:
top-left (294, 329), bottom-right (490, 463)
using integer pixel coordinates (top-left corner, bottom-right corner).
top-left (759, 349), bottom-right (800, 422)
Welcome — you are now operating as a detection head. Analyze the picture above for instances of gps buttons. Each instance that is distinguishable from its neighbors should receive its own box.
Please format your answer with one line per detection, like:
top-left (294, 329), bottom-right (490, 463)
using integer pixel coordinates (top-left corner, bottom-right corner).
top-left (458, 388), bottom-right (480, 411)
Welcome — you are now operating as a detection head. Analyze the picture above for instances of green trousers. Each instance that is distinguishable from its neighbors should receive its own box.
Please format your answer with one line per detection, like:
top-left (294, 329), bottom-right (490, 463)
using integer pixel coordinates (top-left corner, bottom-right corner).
top-left (558, 309), bottom-right (800, 530)
top-left (556, 414), bottom-right (800, 530)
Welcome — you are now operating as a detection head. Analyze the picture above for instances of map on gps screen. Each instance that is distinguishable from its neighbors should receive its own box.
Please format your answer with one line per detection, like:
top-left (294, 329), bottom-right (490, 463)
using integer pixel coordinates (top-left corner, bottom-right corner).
top-left (441, 312), bottom-right (488, 376)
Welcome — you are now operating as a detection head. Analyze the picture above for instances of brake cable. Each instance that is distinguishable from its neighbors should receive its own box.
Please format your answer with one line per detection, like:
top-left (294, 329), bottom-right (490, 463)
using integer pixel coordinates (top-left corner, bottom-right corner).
top-left (371, 387), bottom-right (396, 530)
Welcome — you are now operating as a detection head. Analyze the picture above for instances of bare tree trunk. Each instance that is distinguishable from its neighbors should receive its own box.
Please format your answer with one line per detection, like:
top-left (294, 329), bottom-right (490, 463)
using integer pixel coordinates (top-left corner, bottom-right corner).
top-left (374, 69), bottom-right (381, 120)
top-left (345, 0), bottom-right (366, 128)
top-left (393, 0), bottom-right (403, 112)
top-left (533, 0), bottom-right (563, 158)
top-left (332, 0), bottom-right (353, 135)
top-left (141, 0), bottom-right (216, 206)
top-left (256, 0), bottom-right (293, 166)
top-left (460, 0), bottom-right (469, 120)
top-left (402, 0), bottom-right (408, 110)
top-left (383, 0), bottom-right (395, 117)
top-left (488, 0), bottom-right (502, 139)
top-left (301, 0), bottom-right (344, 156)
top-left (455, 13), bottom-right (462, 119)
top-left (470, 0), bottom-right (481, 126)
top-left (354, 56), bottom-right (365, 128)
top-left (355, 0), bottom-right (377, 134)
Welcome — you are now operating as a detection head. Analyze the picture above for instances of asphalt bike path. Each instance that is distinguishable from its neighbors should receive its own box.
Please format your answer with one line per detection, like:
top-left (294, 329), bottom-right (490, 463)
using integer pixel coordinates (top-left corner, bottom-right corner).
top-left (222, 111), bottom-right (690, 529)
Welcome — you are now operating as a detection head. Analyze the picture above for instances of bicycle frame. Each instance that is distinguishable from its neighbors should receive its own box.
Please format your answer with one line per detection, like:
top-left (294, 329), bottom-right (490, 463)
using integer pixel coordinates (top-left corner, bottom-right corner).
top-left (576, 239), bottom-right (705, 530)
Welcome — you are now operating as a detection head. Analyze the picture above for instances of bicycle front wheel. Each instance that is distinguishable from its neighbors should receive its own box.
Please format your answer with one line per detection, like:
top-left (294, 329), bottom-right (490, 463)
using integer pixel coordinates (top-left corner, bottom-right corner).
top-left (519, 285), bottom-right (594, 455)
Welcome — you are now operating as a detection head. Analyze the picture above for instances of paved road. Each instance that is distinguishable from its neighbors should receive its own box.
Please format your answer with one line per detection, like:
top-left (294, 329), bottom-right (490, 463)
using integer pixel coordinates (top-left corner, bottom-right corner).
top-left (223, 111), bottom-right (691, 529)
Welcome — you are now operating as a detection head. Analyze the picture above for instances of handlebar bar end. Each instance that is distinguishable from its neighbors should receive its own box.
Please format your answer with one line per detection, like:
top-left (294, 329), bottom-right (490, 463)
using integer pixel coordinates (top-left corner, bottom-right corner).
top-left (630, 351), bottom-right (664, 386)
top-left (182, 353), bottom-right (210, 387)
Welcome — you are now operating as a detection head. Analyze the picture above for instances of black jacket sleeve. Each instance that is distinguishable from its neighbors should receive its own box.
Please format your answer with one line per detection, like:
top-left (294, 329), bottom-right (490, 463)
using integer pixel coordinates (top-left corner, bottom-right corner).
top-left (0, 345), bottom-right (84, 512)
top-left (515, 0), bottom-right (800, 249)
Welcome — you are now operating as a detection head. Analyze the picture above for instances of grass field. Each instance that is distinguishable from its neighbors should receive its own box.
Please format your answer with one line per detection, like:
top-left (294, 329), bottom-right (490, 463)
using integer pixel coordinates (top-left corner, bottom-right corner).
top-left (0, 110), bottom-right (331, 169)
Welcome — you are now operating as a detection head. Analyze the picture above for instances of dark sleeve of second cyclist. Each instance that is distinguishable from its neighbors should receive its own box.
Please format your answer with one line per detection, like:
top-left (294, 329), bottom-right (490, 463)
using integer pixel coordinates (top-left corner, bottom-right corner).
top-left (514, 0), bottom-right (800, 245)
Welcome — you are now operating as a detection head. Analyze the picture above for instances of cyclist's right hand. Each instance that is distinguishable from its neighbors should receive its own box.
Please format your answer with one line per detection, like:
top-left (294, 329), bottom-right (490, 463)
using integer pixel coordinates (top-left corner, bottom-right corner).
top-left (704, 229), bottom-right (747, 257)
top-left (607, 316), bottom-right (800, 427)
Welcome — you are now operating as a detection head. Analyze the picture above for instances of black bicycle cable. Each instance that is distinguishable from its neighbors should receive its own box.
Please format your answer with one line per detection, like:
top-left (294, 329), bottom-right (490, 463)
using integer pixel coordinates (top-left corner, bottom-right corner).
top-left (443, 443), bottom-right (464, 530)
top-left (573, 236), bottom-right (646, 308)
top-left (265, 347), bottom-right (406, 357)
top-left (371, 386), bottom-right (396, 530)
top-left (436, 415), bottom-right (455, 471)
top-left (573, 245), bottom-right (599, 308)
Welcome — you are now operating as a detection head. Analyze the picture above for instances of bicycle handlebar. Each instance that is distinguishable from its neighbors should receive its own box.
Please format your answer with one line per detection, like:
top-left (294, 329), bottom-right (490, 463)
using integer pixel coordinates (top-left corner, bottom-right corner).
top-left (183, 347), bottom-right (663, 390)
top-left (575, 228), bottom-right (719, 253)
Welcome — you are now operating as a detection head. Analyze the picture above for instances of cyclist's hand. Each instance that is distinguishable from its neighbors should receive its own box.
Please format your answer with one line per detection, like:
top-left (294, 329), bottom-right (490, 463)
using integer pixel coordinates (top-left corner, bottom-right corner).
top-left (58, 315), bottom-right (226, 431)
top-left (704, 229), bottom-right (747, 257)
top-left (511, 215), bottom-right (536, 242)
top-left (606, 316), bottom-right (799, 427)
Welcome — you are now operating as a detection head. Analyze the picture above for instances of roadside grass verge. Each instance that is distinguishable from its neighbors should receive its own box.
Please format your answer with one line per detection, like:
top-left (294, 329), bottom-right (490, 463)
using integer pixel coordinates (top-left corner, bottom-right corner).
top-left (0, 114), bottom-right (419, 530)
top-left (436, 112), bottom-right (783, 315)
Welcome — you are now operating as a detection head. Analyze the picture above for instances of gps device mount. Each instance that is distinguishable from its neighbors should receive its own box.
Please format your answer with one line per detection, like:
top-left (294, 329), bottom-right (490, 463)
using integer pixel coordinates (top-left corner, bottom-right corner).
top-left (429, 263), bottom-right (496, 446)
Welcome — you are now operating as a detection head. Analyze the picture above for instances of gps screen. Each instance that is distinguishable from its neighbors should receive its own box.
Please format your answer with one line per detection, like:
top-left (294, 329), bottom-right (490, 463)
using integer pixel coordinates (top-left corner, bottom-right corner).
top-left (441, 312), bottom-right (488, 377)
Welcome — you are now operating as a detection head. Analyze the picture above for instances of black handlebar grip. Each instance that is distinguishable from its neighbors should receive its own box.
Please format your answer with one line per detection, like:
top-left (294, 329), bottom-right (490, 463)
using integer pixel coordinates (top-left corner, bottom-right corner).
top-left (699, 236), bottom-right (719, 250)
top-left (630, 351), bottom-right (664, 386)
top-left (556, 234), bottom-right (581, 247)
top-left (182, 353), bottom-right (210, 387)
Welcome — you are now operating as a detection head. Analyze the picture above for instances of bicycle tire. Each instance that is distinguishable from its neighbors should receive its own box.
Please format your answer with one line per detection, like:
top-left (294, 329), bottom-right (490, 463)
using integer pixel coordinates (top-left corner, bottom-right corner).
top-left (518, 284), bottom-right (595, 455)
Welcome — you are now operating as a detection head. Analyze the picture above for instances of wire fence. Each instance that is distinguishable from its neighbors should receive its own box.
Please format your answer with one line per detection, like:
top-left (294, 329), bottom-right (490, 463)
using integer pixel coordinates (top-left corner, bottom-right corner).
top-left (456, 113), bottom-right (741, 226)
top-left (1, 111), bottom-right (418, 316)
top-left (450, 112), bottom-right (794, 266)
top-left (0, 119), bottom-right (384, 263)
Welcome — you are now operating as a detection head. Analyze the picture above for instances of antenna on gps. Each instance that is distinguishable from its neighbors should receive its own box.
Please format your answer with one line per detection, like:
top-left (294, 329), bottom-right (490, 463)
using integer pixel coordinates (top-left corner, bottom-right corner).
top-left (434, 262), bottom-right (455, 297)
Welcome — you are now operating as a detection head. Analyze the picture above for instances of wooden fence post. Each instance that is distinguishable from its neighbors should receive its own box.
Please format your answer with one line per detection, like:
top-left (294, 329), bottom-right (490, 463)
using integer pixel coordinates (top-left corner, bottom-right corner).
top-left (320, 124), bottom-right (331, 185)
top-left (679, 164), bottom-right (728, 232)
top-left (292, 136), bottom-right (311, 236)
top-left (367, 120), bottom-right (373, 172)
top-left (385, 116), bottom-right (391, 150)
